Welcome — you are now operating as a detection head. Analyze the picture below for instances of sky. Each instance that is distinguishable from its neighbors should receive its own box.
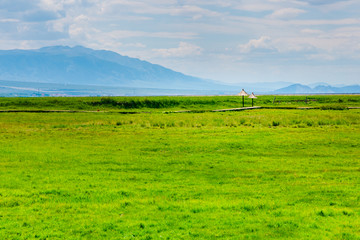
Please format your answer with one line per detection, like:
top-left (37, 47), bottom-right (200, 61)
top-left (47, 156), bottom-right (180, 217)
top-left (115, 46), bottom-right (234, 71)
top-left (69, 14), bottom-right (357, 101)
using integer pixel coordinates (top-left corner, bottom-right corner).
top-left (0, 0), bottom-right (360, 85)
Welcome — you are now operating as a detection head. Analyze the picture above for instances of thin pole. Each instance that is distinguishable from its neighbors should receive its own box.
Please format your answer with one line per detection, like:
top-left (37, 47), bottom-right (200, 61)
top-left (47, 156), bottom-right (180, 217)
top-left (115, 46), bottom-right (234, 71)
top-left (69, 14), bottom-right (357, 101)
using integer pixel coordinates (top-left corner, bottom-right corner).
top-left (242, 96), bottom-right (244, 107)
top-left (252, 98), bottom-right (254, 107)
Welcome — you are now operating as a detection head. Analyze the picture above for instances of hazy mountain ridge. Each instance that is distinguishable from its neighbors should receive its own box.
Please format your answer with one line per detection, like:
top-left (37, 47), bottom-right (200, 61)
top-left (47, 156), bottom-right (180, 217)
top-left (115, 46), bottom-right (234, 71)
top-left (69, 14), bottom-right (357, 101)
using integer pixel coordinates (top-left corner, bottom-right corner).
top-left (274, 84), bottom-right (360, 94)
top-left (0, 46), bottom-right (359, 96)
top-left (0, 46), bottom-right (228, 90)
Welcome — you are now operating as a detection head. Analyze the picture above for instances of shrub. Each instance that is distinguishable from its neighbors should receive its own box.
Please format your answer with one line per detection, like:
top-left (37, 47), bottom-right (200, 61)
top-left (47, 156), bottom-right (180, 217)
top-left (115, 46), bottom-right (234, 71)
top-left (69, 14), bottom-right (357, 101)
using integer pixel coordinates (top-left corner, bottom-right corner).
top-left (272, 121), bottom-right (280, 127)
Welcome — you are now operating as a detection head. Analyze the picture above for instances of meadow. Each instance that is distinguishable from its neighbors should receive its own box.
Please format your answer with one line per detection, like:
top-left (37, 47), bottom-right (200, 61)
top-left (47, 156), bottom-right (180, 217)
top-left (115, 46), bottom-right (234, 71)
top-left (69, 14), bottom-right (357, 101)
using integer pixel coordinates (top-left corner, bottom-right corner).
top-left (0, 94), bottom-right (359, 111)
top-left (0, 95), bottom-right (359, 239)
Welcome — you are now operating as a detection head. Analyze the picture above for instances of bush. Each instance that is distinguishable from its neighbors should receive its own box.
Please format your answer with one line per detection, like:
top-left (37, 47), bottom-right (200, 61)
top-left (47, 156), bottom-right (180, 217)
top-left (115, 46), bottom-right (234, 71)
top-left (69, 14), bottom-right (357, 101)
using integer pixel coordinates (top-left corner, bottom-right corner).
top-left (272, 121), bottom-right (280, 127)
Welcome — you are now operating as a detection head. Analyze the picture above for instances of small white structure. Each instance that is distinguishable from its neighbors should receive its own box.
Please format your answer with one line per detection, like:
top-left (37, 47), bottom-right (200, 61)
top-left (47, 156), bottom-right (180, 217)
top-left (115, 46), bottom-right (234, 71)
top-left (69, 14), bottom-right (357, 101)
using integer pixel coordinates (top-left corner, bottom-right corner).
top-left (237, 89), bottom-right (248, 107)
top-left (248, 92), bottom-right (257, 107)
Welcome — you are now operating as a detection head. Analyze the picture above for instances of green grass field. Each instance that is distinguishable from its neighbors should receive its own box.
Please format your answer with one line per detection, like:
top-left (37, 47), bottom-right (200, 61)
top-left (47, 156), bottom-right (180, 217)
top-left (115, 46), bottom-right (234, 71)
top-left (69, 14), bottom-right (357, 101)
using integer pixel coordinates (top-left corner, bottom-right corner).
top-left (0, 95), bottom-right (359, 239)
top-left (1, 94), bottom-right (359, 111)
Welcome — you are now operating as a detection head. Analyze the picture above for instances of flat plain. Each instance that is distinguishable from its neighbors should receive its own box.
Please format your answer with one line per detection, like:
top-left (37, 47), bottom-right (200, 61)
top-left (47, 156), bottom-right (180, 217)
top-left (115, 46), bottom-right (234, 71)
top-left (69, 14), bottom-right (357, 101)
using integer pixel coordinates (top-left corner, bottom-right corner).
top-left (0, 95), bottom-right (359, 239)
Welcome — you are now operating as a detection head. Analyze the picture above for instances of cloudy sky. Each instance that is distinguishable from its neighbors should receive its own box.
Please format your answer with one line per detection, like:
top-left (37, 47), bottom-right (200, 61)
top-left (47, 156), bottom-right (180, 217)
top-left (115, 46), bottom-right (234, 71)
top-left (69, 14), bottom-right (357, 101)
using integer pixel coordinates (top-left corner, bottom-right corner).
top-left (1, 0), bottom-right (359, 85)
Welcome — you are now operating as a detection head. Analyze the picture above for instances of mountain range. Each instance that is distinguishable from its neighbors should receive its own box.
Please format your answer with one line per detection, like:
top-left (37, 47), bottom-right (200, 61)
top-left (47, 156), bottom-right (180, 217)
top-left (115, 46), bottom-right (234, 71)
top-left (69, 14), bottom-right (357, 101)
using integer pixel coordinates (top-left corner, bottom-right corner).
top-left (0, 45), bottom-right (229, 91)
top-left (0, 46), bottom-right (359, 96)
top-left (274, 84), bottom-right (360, 94)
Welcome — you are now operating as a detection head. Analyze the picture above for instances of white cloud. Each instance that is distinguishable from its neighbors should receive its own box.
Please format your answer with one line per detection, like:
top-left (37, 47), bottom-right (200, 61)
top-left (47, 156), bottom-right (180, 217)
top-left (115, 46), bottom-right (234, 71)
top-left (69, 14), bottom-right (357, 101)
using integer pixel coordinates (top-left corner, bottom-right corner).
top-left (234, 3), bottom-right (278, 12)
top-left (152, 42), bottom-right (203, 57)
top-left (307, 53), bottom-right (336, 60)
top-left (289, 18), bottom-right (360, 26)
top-left (301, 28), bottom-right (323, 34)
top-left (271, 37), bottom-right (317, 52)
top-left (235, 26), bottom-right (360, 62)
top-left (150, 32), bottom-right (198, 39)
top-left (98, 1), bottom-right (221, 18)
top-left (300, 0), bottom-right (349, 6)
top-left (167, 5), bottom-right (221, 17)
top-left (39, 0), bottom-right (65, 11)
top-left (319, 0), bottom-right (359, 12)
top-left (124, 43), bottom-right (146, 48)
top-left (238, 36), bottom-right (272, 53)
top-left (0, 18), bottom-right (19, 23)
top-left (268, 8), bottom-right (306, 19)
top-left (81, 30), bottom-right (198, 40)
top-left (233, 0), bottom-right (308, 12)
top-left (68, 14), bottom-right (97, 42)
top-left (332, 27), bottom-right (360, 38)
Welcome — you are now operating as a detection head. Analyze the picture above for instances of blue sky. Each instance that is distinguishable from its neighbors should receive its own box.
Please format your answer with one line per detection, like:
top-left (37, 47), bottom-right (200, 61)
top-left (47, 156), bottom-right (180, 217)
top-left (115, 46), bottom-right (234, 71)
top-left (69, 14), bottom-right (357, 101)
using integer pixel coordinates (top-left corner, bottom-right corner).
top-left (0, 0), bottom-right (359, 85)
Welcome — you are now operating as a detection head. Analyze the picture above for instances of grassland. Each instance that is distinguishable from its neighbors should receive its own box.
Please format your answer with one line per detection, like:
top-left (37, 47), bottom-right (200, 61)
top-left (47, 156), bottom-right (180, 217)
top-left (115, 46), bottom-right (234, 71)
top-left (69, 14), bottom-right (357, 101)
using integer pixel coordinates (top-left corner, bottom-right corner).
top-left (0, 95), bottom-right (359, 239)
top-left (0, 94), bottom-right (359, 112)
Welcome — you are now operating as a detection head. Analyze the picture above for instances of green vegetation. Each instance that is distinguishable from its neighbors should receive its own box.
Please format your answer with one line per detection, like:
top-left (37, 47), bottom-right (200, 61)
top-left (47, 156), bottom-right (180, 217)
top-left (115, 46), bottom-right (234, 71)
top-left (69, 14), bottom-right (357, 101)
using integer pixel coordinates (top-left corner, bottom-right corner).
top-left (0, 94), bottom-right (359, 111)
top-left (0, 95), bottom-right (359, 239)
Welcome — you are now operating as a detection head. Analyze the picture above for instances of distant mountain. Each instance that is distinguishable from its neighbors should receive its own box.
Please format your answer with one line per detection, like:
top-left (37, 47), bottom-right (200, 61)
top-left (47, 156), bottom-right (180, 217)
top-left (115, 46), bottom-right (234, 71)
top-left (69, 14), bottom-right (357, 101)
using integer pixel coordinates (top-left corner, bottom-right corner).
top-left (1, 46), bottom-right (358, 96)
top-left (274, 84), bottom-right (360, 94)
top-left (307, 82), bottom-right (330, 88)
top-left (0, 46), bottom-right (231, 91)
top-left (313, 85), bottom-right (335, 93)
top-left (274, 84), bottom-right (313, 94)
